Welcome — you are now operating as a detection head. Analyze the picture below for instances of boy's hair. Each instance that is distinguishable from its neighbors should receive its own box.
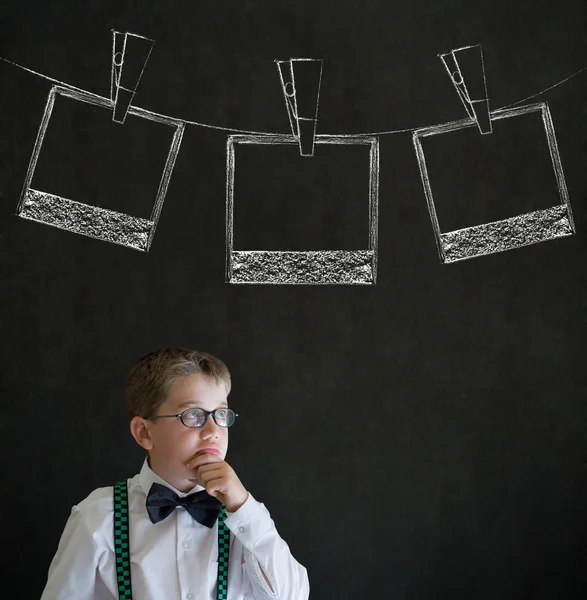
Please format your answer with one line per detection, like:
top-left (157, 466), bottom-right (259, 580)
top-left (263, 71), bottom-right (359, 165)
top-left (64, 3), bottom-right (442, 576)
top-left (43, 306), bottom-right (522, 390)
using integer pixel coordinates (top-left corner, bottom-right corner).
top-left (126, 348), bottom-right (231, 420)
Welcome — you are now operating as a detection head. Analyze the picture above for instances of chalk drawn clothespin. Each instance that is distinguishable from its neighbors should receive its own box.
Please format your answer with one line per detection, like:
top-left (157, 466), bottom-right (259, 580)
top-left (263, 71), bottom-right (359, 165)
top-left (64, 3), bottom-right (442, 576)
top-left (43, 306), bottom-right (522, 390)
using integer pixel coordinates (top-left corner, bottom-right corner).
top-left (439, 44), bottom-right (491, 135)
top-left (276, 58), bottom-right (323, 156)
top-left (111, 30), bottom-right (155, 124)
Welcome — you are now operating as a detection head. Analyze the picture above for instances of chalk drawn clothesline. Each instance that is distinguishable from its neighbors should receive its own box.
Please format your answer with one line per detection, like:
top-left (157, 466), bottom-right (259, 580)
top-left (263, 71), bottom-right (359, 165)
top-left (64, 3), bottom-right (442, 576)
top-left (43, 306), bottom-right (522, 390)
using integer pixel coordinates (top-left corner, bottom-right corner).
top-left (4, 40), bottom-right (581, 283)
top-left (0, 54), bottom-right (585, 137)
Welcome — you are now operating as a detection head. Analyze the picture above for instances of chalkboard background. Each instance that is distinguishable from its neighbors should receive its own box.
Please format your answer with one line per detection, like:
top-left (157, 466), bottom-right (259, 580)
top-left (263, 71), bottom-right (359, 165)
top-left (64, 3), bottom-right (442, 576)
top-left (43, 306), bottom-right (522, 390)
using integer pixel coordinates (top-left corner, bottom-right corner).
top-left (1, 1), bottom-right (586, 598)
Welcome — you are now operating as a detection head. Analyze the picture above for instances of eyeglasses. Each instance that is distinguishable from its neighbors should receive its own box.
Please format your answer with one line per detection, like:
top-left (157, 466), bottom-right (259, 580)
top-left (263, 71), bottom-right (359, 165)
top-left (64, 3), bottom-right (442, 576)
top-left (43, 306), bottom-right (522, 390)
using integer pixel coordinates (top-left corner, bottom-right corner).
top-left (146, 407), bottom-right (238, 428)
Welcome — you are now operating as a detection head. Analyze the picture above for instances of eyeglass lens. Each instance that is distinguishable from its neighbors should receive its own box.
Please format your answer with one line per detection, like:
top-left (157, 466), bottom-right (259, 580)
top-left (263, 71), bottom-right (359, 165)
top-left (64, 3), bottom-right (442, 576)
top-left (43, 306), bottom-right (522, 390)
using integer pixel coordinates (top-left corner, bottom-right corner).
top-left (181, 408), bottom-right (235, 428)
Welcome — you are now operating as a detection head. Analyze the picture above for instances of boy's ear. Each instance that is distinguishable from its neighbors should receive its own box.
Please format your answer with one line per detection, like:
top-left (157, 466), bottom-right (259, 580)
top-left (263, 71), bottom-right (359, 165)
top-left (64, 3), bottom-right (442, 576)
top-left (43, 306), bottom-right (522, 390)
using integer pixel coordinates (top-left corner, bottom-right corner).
top-left (130, 416), bottom-right (154, 451)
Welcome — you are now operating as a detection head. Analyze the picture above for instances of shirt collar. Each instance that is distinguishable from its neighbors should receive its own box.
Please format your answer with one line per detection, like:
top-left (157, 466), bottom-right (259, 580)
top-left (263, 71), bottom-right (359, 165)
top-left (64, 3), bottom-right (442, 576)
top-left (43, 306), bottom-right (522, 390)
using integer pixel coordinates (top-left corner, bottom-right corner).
top-left (138, 457), bottom-right (206, 498)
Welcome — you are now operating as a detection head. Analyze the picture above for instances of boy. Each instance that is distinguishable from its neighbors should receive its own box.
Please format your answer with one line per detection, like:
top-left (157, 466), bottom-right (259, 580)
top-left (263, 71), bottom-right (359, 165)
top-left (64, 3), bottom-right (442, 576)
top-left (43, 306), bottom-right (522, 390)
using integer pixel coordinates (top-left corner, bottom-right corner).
top-left (40, 348), bottom-right (310, 600)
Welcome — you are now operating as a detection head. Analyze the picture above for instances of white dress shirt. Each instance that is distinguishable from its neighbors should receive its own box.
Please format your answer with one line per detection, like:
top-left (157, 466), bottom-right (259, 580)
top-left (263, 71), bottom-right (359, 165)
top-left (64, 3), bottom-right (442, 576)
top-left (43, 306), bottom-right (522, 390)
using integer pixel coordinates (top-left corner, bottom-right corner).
top-left (40, 459), bottom-right (309, 600)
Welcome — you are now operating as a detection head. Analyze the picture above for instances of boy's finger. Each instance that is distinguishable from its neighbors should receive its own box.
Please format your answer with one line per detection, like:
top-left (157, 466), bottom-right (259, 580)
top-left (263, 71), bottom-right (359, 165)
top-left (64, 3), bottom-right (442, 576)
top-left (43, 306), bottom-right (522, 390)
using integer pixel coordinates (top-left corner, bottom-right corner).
top-left (194, 465), bottom-right (225, 482)
top-left (197, 474), bottom-right (227, 495)
top-left (186, 453), bottom-right (223, 469)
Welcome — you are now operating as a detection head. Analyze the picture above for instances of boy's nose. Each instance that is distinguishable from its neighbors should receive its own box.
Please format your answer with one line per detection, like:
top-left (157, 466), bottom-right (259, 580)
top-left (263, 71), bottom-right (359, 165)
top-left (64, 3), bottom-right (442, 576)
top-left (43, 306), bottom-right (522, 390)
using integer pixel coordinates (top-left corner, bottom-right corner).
top-left (200, 415), bottom-right (220, 436)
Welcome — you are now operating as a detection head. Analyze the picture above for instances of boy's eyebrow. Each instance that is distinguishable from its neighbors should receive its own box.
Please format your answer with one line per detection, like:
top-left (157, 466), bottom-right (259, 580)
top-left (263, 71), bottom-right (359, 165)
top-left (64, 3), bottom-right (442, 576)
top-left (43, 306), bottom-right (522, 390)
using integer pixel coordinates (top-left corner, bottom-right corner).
top-left (176, 400), bottom-right (229, 410)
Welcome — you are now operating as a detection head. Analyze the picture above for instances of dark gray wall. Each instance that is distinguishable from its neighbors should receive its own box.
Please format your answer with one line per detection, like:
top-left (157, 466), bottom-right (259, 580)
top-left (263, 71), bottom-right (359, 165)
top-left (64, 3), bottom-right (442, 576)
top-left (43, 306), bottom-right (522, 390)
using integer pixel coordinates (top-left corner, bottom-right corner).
top-left (1, 1), bottom-right (586, 598)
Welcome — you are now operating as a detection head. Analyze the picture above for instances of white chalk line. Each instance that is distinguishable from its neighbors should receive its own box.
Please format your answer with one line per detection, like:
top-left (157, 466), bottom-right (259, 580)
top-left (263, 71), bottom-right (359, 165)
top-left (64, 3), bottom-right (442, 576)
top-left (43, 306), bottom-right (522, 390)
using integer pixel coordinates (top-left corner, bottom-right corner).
top-left (1, 55), bottom-right (585, 137)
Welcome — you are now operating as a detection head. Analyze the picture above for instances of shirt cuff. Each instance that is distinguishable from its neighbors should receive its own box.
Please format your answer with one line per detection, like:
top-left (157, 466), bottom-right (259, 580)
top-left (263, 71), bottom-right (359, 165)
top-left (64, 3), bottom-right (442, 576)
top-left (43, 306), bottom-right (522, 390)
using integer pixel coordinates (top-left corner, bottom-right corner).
top-left (223, 492), bottom-right (275, 548)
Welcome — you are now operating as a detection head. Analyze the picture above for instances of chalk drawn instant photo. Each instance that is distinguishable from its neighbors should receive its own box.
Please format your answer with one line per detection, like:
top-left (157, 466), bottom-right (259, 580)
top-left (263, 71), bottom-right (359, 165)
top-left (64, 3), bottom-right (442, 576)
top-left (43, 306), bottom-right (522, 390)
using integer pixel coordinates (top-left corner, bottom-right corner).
top-left (412, 102), bottom-right (575, 264)
top-left (16, 85), bottom-right (185, 252)
top-left (225, 134), bottom-right (379, 285)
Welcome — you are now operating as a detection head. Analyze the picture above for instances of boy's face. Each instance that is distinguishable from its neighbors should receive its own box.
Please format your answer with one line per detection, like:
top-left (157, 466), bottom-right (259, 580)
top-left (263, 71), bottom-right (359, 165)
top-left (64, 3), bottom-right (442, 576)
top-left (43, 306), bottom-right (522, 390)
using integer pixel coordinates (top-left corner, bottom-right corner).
top-left (135, 373), bottom-right (229, 490)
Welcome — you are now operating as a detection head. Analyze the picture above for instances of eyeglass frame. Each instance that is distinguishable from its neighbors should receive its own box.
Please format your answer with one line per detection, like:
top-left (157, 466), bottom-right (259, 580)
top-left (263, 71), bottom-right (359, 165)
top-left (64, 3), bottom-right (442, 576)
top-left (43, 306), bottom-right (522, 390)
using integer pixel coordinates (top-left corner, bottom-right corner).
top-left (145, 407), bottom-right (239, 428)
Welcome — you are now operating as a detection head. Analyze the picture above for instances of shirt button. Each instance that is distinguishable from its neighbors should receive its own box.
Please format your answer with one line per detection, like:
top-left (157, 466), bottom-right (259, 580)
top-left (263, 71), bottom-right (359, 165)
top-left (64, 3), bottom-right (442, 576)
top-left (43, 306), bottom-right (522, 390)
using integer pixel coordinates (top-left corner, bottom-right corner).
top-left (183, 541), bottom-right (189, 549)
top-left (238, 525), bottom-right (246, 533)
top-left (187, 594), bottom-right (193, 600)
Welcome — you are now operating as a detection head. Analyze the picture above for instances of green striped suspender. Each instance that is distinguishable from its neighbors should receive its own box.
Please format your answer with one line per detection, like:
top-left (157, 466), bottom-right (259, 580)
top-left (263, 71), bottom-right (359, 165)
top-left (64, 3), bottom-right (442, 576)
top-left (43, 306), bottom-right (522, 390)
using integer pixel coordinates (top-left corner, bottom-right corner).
top-left (113, 480), bottom-right (230, 600)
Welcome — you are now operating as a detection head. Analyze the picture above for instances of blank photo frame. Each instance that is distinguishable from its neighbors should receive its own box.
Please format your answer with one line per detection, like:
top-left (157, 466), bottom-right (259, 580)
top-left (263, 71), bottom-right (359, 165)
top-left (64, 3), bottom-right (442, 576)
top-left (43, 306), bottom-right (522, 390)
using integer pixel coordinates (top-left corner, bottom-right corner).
top-left (412, 102), bottom-right (575, 264)
top-left (17, 85), bottom-right (185, 252)
top-left (225, 134), bottom-right (379, 285)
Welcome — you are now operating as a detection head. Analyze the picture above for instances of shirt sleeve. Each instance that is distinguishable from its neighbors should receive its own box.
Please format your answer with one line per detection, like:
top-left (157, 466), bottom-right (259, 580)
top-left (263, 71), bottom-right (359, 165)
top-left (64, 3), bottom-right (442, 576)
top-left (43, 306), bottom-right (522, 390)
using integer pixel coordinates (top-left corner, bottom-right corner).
top-left (40, 504), bottom-right (106, 600)
top-left (224, 493), bottom-right (310, 600)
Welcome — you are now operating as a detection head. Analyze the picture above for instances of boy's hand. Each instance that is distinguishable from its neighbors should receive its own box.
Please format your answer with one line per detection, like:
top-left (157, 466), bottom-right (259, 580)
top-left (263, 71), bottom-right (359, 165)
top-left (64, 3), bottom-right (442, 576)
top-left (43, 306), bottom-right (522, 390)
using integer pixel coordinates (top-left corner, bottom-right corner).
top-left (186, 453), bottom-right (249, 512)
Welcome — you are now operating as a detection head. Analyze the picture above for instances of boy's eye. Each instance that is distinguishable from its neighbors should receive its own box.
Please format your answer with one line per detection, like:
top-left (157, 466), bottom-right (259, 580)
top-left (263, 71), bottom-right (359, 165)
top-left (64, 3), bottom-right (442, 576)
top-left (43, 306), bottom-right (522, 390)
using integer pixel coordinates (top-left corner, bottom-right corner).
top-left (184, 409), bottom-right (202, 419)
top-left (216, 408), bottom-right (228, 419)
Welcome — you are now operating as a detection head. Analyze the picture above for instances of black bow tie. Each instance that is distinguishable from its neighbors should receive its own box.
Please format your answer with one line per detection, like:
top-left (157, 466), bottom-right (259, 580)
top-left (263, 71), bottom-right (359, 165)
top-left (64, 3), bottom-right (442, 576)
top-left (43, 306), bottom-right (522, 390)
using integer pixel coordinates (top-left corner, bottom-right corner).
top-left (146, 482), bottom-right (222, 527)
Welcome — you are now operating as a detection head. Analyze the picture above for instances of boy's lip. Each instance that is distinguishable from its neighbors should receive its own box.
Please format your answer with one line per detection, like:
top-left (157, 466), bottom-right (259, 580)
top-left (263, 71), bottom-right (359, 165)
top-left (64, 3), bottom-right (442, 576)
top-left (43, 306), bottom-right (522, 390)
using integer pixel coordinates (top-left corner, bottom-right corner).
top-left (196, 446), bottom-right (221, 457)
